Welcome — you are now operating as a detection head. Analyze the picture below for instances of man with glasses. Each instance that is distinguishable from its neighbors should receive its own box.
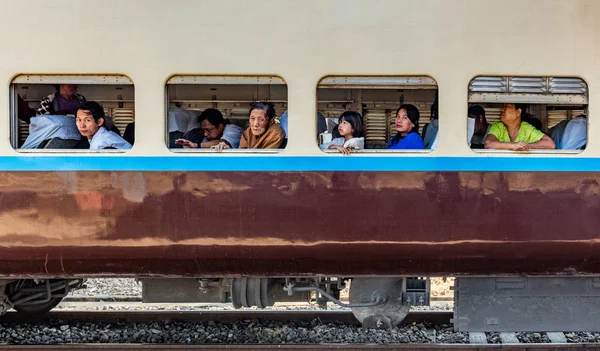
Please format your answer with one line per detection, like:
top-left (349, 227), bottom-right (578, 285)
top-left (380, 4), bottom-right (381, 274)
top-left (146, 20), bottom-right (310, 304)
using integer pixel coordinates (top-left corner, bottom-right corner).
top-left (175, 108), bottom-right (243, 152)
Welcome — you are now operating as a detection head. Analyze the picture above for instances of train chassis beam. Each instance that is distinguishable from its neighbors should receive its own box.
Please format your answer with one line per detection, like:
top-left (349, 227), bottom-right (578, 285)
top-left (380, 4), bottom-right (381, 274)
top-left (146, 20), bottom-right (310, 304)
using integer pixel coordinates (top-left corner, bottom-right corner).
top-left (140, 278), bottom-right (311, 305)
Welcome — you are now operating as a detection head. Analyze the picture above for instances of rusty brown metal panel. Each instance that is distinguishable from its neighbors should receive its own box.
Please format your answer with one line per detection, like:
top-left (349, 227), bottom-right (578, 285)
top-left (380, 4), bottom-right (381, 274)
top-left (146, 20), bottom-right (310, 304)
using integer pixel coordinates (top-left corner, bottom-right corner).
top-left (0, 171), bottom-right (599, 277)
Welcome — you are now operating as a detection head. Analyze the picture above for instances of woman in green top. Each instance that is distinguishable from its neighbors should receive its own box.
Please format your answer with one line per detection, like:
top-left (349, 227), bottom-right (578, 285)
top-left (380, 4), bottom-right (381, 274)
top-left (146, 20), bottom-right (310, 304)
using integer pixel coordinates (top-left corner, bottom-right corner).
top-left (484, 103), bottom-right (556, 151)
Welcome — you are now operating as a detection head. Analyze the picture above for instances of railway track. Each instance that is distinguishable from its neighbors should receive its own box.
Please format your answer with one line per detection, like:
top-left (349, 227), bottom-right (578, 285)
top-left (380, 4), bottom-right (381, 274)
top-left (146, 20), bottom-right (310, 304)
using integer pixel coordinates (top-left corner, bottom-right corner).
top-left (59, 295), bottom-right (455, 303)
top-left (2, 310), bottom-right (600, 349)
top-left (1, 344), bottom-right (600, 350)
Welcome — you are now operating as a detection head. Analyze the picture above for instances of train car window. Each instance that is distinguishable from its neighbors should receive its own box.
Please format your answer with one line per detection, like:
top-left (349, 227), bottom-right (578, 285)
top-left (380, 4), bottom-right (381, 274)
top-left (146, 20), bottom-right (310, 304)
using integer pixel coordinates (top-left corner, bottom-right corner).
top-left (10, 75), bottom-right (135, 152)
top-left (166, 76), bottom-right (287, 153)
top-left (317, 76), bottom-right (438, 153)
top-left (468, 76), bottom-right (588, 153)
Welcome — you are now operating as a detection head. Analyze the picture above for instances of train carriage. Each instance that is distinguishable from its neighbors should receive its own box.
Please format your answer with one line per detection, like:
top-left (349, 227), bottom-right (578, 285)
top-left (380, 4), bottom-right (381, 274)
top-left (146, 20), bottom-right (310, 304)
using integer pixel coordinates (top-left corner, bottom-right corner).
top-left (1, 0), bottom-right (600, 331)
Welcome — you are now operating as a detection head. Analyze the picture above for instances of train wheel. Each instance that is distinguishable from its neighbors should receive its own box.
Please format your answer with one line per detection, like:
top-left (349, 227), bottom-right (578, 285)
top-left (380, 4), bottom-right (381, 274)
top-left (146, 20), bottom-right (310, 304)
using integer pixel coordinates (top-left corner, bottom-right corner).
top-left (0, 284), bottom-right (13, 316)
top-left (6, 279), bottom-right (83, 315)
top-left (349, 278), bottom-right (410, 329)
top-left (12, 298), bottom-right (63, 315)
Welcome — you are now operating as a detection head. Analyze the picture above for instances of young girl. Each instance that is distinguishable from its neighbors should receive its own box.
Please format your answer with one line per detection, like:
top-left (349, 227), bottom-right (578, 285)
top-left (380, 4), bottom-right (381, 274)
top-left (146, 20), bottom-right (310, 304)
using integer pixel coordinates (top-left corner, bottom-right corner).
top-left (320, 111), bottom-right (364, 155)
top-left (388, 104), bottom-right (425, 149)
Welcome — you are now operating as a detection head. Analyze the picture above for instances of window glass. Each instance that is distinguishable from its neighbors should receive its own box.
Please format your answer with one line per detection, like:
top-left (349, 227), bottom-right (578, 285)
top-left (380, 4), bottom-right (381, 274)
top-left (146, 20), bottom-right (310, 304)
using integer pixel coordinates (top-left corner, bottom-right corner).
top-left (166, 76), bottom-right (287, 152)
top-left (11, 75), bottom-right (134, 151)
top-left (317, 76), bottom-right (438, 153)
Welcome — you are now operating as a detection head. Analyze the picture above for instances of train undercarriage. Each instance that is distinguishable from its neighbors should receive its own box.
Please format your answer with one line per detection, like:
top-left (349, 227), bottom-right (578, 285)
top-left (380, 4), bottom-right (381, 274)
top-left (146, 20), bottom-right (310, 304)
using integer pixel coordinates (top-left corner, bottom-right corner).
top-left (138, 277), bottom-right (429, 329)
top-left (0, 277), bottom-right (427, 329)
top-left (3, 276), bottom-right (600, 332)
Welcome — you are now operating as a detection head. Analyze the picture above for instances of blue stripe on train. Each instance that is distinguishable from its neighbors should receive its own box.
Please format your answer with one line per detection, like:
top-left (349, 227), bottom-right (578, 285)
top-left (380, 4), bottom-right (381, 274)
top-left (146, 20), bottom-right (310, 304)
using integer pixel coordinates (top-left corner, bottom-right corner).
top-left (0, 156), bottom-right (597, 172)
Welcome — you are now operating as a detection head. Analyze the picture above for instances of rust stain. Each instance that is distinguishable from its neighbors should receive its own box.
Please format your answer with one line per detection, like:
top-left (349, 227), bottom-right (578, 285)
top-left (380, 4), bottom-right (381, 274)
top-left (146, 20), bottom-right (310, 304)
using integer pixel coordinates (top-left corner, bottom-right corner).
top-left (44, 253), bottom-right (49, 275)
top-left (0, 171), bottom-right (599, 276)
top-left (60, 254), bottom-right (66, 275)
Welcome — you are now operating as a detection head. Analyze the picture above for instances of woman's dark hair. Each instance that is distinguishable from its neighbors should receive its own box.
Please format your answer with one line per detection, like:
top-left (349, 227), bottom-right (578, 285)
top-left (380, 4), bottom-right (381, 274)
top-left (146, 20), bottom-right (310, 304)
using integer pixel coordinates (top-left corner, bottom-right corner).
top-left (515, 103), bottom-right (529, 118)
top-left (199, 108), bottom-right (228, 127)
top-left (391, 104), bottom-right (420, 144)
top-left (468, 105), bottom-right (486, 119)
top-left (249, 102), bottom-right (276, 121)
top-left (468, 105), bottom-right (488, 136)
top-left (75, 101), bottom-right (105, 123)
top-left (515, 103), bottom-right (542, 129)
top-left (338, 111), bottom-right (364, 138)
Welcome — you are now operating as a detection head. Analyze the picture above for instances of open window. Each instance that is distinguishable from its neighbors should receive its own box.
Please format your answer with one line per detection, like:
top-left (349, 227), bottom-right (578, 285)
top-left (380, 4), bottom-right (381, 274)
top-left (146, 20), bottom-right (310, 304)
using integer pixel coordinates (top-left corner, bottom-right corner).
top-left (317, 76), bottom-right (438, 153)
top-left (10, 75), bottom-right (134, 152)
top-left (166, 76), bottom-right (287, 153)
top-left (468, 76), bottom-right (588, 152)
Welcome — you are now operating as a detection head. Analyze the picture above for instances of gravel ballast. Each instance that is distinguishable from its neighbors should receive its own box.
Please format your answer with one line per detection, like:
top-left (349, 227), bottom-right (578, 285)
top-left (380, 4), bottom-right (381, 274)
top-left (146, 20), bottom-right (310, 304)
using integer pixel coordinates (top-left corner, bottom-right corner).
top-left (0, 319), bottom-right (435, 345)
top-left (3, 319), bottom-right (596, 345)
top-left (70, 279), bottom-right (141, 297)
top-left (0, 319), bottom-right (600, 345)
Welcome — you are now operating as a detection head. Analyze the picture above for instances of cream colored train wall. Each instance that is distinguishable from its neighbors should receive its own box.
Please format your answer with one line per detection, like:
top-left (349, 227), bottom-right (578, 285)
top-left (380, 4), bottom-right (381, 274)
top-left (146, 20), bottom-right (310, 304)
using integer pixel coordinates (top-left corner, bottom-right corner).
top-left (0, 0), bottom-right (598, 158)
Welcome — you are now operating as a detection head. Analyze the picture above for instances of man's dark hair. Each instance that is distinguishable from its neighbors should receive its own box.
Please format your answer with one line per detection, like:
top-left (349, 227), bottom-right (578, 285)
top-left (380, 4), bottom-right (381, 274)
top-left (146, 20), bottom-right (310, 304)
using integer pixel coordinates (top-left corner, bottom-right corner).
top-left (199, 108), bottom-right (227, 127)
top-left (76, 101), bottom-right (105, 123)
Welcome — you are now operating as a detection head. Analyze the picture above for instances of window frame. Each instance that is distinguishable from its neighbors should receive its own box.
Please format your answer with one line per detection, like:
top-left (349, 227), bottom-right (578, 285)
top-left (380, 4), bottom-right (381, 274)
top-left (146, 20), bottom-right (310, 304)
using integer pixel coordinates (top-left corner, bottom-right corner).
top-left (468, 75), bottom-right (589, 154)
top-left (165, 75), bottom-right (288, 153)
top-left (316, 75), bottom-right (439, 154)
top-left (10, 74), bottom-right (134, 153)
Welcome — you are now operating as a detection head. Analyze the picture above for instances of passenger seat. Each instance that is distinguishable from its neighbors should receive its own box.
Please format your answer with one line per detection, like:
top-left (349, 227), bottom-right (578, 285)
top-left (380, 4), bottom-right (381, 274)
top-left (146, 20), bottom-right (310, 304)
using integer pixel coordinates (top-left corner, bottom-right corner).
top-left (38, 137), bottom-right (81, 149)
top-left (421, 119), bottom-right (438, 149)
top-left (550, 120), bottom-right (568, 149)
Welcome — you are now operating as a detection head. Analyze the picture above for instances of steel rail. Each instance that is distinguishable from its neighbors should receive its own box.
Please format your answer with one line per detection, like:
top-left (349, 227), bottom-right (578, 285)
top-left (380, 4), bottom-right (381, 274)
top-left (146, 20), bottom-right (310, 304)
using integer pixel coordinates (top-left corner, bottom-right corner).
top-left (59, 296), bottom-right (455, 303)
top-left (1, 343), bottom-right (600, 350)
top-left (0, 310), bottom-right (452, 326)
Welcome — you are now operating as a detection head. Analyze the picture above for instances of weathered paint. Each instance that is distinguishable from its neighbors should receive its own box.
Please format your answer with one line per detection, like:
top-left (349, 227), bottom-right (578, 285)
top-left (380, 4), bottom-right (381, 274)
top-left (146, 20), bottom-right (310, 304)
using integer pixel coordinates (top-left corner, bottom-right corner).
top-left (0, 171), bottom-right (598, 277)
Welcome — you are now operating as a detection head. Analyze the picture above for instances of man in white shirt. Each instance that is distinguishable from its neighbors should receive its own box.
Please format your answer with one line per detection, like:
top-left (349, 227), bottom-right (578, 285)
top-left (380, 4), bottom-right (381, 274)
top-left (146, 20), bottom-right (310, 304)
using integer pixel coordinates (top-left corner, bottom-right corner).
top-left (75, 101), bottom-right (132, 150)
